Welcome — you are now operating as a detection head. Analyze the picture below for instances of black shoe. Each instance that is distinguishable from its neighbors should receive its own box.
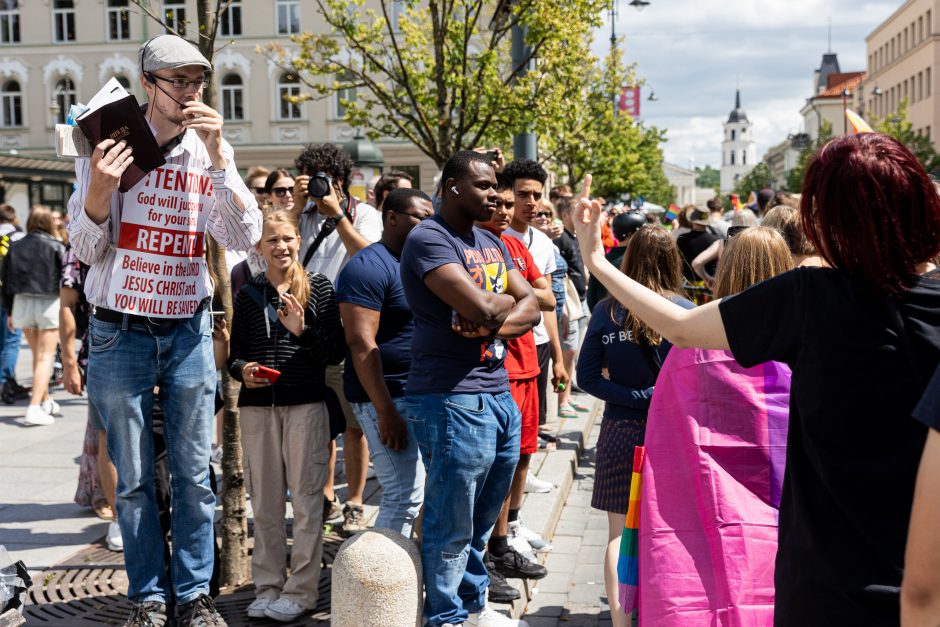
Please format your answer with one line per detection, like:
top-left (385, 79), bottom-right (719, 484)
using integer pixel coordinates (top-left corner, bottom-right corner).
top-left (123, 601), bottom-right (168, 627)
top-left (1, 377), bottom-right (28, 405)
top-left (179, 595), bottom-right (226, 627)
top-left (490, 546), bottom-right (547, 580)
top-left (484, 553), bottom-right (521, 603)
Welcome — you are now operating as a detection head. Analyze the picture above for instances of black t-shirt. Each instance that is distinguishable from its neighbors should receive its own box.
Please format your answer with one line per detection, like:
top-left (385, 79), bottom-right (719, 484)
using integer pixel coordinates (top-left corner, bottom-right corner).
top-left (719, 267), bottom-right (940, 627)
top-left (913, 362), bottom-right (940, 431)
top-left (676, 229), bottom-right (718, 282)
top-left (553, 230), bottom-right (586, 298)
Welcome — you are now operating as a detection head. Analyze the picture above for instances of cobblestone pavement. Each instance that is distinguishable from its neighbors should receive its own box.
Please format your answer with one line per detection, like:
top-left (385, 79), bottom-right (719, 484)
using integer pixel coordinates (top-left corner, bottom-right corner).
top-left (522, 420), bottom-right (618, 627)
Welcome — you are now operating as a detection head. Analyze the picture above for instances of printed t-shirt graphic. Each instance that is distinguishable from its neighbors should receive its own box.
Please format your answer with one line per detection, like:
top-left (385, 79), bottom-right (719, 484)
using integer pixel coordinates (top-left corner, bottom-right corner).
top-left (400, 214), bottom-right (516, 395)
top-left (108, 163), bottom-right (213, 318)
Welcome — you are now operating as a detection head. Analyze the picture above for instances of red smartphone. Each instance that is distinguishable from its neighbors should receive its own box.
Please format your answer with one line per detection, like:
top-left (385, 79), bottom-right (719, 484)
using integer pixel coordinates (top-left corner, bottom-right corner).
top-left (254, 366), bottom-right (281, 383)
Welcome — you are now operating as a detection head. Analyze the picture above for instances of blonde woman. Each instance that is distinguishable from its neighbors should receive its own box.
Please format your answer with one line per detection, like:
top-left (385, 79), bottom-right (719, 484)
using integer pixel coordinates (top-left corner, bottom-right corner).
top-left (227, 210), bottom-right (344, 622)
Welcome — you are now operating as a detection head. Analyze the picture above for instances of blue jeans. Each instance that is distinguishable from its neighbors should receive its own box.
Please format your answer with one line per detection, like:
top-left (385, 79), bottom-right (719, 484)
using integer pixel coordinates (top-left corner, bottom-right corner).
top-left (352, 398), bottom-right (426, 537)
top-left (405, 392), bottom-right (520, 626)
top-left (0, 304), bottom-right (22, 384)
top-left (86, 310), bottom-right (216, 605)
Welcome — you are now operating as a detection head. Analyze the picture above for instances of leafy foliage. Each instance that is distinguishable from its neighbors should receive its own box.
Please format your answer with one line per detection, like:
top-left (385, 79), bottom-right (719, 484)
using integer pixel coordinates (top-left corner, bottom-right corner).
top-left (874, 100), bottom-right (940, 177)
top-left (695, 165), bottom-right (720, 189)
top-left (733, 162), bottom-right (774, 199)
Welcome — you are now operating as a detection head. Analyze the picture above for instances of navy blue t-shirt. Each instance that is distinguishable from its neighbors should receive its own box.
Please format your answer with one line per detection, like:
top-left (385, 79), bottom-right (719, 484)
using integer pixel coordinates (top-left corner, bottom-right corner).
top-left (914, 363), bottom-right (940, 431)
top-left (335, 243), bottom-right (414, 403)
top-left (400, 214), bottom-right (516, 395)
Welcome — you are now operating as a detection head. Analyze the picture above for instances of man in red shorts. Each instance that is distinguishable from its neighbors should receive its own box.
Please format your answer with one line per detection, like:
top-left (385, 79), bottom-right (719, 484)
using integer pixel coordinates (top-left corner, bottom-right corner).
top-left (475, 172), bottom-right (559, 603)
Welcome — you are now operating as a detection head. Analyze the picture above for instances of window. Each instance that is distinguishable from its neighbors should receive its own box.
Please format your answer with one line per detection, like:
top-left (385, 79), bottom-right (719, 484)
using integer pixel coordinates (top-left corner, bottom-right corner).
top-left (220, 1), bottom-right (241, 37)
top-left (221, 74), bottom-right (244, 121)
top-left (742, 151), bottom-right (747, 165)
top-left (0, 0), bottom-right (19, 44)
top-left (928, 11), bottom-right (933, 36)
top-left (164, 1), bottom-right (186, 36)
top-left (107, 0), bottom-right (130, 40)
top-left (54, 78), bottom-right (76, 124)
top-left (730, 151), bottom-right (735, 166)
top-left (928, 67), bottom-right (932, 97)
top-left (0, 80), bottom-right (22, 127)
top-left (277, 73), bottom-right (301, 120)
top-left (276, 0), bottom-right (300, 35)
top-left (919, 71), bottom-right (924, 100)
top-left (731, 129), bottom-right (735, 141)
top-left (336, 73), bottom-right (356, 118)
top-left (53, 0), bottom-right (75, 42)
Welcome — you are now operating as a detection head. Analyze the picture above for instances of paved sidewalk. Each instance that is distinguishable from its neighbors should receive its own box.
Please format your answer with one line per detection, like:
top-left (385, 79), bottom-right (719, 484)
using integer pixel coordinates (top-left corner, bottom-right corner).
top-left (523, 418), bottom-right (619, 627)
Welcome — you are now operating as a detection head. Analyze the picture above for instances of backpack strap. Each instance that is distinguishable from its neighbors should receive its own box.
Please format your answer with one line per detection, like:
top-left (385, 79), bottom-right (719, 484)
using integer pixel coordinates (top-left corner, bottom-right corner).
top-left (241, 283), bottom-right (287, 336)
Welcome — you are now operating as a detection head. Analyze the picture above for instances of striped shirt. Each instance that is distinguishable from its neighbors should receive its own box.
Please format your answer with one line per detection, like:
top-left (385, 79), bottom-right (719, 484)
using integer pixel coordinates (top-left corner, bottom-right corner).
top-left (66, 129), bottom-right (262, 312)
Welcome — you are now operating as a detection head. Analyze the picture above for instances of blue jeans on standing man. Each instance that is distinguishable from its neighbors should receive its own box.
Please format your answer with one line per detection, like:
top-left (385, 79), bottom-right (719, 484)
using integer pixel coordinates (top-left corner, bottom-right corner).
top-left (0, 303), bottom-right (22, 384)
top-left (86, 309), bottom-right (216, 605)
top-left (405, 391), bottom-right (521, 626)
top-left (352, 398), bottom-right (426, 538)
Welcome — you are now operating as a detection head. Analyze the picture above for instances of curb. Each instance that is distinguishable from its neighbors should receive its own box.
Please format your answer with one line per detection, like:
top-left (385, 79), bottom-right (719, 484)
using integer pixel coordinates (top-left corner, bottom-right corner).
top-left (502, 396), bottom-right (603, 619)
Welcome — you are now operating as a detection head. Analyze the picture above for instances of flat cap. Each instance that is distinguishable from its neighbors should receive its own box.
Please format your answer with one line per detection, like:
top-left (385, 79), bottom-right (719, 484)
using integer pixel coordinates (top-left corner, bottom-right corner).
top-left (139, 35), bottom-right (211, 73)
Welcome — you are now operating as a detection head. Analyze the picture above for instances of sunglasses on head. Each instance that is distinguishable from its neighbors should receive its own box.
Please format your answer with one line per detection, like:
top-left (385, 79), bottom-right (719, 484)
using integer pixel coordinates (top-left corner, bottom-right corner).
top-left (271, 187), bottom-right (292, 197)
top-left (535, 211), bottom-right (552, 218)
top-left (727, 225), bottom-right (750, 238)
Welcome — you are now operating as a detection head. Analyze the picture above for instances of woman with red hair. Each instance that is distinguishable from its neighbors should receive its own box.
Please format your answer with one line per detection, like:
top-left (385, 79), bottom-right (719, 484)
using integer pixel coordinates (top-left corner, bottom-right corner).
top-left (573, 133), bottom-right (940, 627)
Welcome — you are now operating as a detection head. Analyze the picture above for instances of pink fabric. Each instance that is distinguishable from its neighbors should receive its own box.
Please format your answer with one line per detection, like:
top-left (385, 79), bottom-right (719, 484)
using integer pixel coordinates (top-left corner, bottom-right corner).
top-left (639, 348), bottom-right (790, 626)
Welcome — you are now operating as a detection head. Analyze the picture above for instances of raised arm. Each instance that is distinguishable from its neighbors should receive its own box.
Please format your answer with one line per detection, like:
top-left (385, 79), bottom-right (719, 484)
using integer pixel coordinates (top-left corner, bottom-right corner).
top-left (692, 238), bottom-right (722, 285)
top-left (573, 175), bottom-right (729, 350)
top-left (901, 428), bottom-right (940, 626)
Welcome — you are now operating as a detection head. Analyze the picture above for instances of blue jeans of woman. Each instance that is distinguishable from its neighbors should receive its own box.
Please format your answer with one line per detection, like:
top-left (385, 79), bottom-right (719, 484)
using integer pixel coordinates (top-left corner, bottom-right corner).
top-left (405, 391), bottom-right (520, 626)
top-left (352, 398), bottom-right (426, 538)
top-left (86, 310), bottom-right (216, 605)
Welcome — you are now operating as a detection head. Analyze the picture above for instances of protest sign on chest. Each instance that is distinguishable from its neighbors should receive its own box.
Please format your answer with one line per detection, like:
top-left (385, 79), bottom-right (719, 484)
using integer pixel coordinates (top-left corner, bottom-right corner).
top-left (108, 163), bottom-right (213, 318)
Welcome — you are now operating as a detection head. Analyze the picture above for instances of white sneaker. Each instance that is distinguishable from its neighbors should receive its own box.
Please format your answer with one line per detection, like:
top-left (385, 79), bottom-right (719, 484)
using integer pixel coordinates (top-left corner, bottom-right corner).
top-left (24, 405), bottom-right (54, 426)
top-left (524, 474), bottom-right (553, 494)
top-left (509, 520), bottom-right (552, 553)
top-left (106, 520), bottom-right (123, 551)
top-left (507, 532), bottom-right (537, 563)
top-left (466, 604), bottom-right (529, 626)
top-left (264, 596), bottom-right (306, 622)
top-left (246, 596), bottom-right (273, 618)
top-left (41, 399), bottom-right (61, 416)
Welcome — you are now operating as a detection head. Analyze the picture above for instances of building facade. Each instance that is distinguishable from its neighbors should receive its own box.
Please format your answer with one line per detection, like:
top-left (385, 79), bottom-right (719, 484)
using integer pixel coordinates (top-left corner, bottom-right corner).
top-left (799, 60), bottom-right (865, 141)
top-left (0, 0), bottom-right (439, 213)
top-left (719, 90), bottom-right (756, 194)
top-left (662, 162), bottom-right (695, 206)
top-left (861, 0), bottom-right (938, 148)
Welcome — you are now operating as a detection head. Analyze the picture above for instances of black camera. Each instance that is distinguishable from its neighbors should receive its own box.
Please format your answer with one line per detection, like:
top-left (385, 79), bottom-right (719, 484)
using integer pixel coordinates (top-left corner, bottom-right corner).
top-left (307, 171), bottom-right (333, 198)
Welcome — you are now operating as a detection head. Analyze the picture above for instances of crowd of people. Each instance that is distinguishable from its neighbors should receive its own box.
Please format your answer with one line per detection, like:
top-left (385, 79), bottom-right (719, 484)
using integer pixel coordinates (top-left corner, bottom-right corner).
top-left (4, 33), bottom-right (937, 627)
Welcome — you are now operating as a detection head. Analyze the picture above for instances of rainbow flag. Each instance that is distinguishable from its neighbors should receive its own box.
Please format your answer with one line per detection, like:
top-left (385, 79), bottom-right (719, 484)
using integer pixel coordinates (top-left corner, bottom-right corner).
top-left (665, 203), bottom-right (680, 222)
top-left (845, 108), bottom-right (873, 134)
top-left (618, 445), bottom-right (645, 614)
top-left (746, 191), bottom-right (757, 206)
top-left (730, 193), bottom-right (743, 213)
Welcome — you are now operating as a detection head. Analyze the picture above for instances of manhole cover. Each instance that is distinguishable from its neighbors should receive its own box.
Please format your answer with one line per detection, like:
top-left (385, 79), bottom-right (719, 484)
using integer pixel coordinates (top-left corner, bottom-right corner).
top-left (23, 534), bottom-right (343, 626)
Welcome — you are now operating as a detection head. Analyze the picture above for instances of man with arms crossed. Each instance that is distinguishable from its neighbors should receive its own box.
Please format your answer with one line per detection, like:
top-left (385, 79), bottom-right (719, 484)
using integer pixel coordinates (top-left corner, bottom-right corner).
top-left (67, 35), bottom-right (261, 627)
top-left (336, 188), bottom-right (434, 538)
top-left (401, 151), bottom-right (540, 627)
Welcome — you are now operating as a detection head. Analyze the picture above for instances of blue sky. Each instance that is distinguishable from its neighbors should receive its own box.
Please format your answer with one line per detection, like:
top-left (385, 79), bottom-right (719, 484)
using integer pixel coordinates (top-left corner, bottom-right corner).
top-left (594, 0), bottom-right (901, 169)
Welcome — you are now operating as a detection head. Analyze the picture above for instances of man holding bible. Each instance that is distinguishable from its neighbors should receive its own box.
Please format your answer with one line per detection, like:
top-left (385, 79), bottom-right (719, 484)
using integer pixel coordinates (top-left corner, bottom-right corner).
top-left (66, 35), bottom-right (261, 627)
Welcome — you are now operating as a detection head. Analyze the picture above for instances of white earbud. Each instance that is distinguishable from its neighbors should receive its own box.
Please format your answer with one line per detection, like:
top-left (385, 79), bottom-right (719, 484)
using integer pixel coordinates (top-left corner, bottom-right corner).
top-left (451, 186), bottom-right (459, 195)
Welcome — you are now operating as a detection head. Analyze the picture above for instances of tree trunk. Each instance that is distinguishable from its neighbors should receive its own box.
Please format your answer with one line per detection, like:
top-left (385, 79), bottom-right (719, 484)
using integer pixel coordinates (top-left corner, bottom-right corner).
top-left (197, 0), bottom-right (248, 588)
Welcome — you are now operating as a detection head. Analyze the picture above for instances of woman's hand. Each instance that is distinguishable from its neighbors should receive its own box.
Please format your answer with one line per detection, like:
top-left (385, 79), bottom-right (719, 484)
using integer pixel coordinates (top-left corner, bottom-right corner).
top-left (241, 361), bottom-right (272, 388)
top-left (571, 174), bottom-right (605, 270)
top-left (277, 292), bottom-right (305, 337)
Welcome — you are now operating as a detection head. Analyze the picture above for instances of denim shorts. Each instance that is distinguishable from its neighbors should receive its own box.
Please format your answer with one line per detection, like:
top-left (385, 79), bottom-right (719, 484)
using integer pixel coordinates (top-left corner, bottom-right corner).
top-left (12, 293), bottom-right (59, 330)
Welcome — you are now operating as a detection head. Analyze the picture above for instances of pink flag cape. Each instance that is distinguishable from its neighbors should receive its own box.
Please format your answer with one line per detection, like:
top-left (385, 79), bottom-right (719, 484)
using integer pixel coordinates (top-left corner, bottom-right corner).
top-left (638, 348), bottom-right (791, 626)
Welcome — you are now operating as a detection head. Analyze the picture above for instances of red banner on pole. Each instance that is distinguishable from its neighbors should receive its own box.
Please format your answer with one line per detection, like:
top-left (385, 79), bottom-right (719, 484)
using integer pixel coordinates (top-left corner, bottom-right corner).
top-left (619, 85), bottom-right (641, 117)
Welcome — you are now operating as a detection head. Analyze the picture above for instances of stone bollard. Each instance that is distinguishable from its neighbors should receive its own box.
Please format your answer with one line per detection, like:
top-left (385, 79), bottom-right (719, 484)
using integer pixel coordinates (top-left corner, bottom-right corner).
top-left (331, 528), bottom-right (423, 627)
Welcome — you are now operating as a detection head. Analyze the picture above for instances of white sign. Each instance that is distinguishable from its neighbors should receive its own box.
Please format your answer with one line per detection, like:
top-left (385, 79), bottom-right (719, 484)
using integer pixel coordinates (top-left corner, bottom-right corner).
top-left (107, 163), bottom-right (213, 318)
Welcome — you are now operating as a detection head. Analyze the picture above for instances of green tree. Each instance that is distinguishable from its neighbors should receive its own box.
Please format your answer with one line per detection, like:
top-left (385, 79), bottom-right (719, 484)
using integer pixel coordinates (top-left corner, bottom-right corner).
top-left (260, 0), bottom-right (606, 167)
top-left (538, 45), bottom-right (673, 205)
top-left (695, 165), bottom-right (720, 189)
top-left (733, 162), bottom-right (774, 199)
top-left (874, 100), bottom-right (940, 177)
top-left (786, 120), bottom-right (833, 193)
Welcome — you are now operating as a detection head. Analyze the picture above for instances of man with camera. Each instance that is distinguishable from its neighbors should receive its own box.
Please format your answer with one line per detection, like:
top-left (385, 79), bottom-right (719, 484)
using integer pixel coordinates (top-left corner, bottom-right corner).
top-left (292, 143), bottom-right (382, 532)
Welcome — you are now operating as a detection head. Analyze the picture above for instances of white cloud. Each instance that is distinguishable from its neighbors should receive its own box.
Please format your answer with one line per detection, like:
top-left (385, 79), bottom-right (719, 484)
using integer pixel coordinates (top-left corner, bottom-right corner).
top-left (594, 0), bottom-right (899, 166)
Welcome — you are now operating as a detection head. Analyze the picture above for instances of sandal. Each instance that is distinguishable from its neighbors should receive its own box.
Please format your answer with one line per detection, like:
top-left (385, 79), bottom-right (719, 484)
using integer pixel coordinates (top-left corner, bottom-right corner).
top-left (94, 504), bottom-right (115, 521)
top-left (568, 401), bottom-right (591, 413)
top-left (558, 405), bottom-right (578, 418)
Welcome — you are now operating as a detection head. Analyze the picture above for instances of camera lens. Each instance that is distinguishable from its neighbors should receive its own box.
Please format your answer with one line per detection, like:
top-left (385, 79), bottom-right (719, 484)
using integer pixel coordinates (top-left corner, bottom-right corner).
top-left (307, 172), bottom-right (332, 198)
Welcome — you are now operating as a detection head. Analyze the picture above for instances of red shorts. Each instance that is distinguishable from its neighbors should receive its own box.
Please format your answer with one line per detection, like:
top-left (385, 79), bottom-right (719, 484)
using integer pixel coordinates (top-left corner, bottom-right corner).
top-left (510, 376), bottom-right (539, 455)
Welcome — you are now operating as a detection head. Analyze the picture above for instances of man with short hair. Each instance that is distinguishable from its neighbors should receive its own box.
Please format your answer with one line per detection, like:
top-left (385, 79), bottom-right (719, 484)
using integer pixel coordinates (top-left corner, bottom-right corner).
top-left (373, 170), bottom-right (414, 211)
top-left (502, 160), bottom-right (569, 433)
top-left (336, 188), bottom-right (433, 538)
top-left (706, 197), bottom-right (730, 239)
top-left (67, 34), bottom-right (261, 627)
top-left (293, 142), bottom-right (382, 533)
top-left (401, 151), bottom-right (540, 627)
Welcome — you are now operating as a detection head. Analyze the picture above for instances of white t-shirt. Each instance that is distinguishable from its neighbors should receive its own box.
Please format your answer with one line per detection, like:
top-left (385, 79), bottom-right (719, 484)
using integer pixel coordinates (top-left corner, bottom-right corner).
top-left (506, 225), bottom-right (556, 346)
top-left (299, 199), bottom-right (382, 284)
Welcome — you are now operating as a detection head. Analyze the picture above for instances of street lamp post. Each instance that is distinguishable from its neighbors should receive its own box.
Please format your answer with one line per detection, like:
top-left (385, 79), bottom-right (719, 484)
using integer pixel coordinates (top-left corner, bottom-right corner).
top-left (610, 0), bottom-right (652, 116)
top-left (842, 88), bottom-right (850, 134)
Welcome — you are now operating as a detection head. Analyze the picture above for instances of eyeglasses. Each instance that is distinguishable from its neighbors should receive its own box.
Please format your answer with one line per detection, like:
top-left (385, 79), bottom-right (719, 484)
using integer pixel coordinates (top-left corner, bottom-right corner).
top-left (147, 74), bottom-right (210, 91)
top-left (270, 187), bottom-right (292, 197)
top-left (727, 225), bottom-right (750, 238)
top-left (535, 211), bottom-right (553, 218)
top-left (253, 187), bottom-right (266, 195)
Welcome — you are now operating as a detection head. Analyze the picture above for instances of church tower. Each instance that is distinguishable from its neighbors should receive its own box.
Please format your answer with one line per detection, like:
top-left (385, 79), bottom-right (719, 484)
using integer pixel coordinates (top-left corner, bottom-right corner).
top-left (720, 90), bottom-right (757, 194)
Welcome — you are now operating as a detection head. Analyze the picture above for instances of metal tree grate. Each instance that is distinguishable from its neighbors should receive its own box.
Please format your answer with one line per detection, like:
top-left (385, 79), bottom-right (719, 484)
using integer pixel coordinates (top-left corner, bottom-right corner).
top-left (22, 533), bottom-right (343, 626)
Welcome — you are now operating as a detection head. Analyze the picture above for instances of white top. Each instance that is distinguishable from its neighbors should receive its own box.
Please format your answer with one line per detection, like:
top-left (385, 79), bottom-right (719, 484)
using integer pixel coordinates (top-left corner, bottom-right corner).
top-left (299, 199), bottom-right (382, 284)
top-left (506, 225), bottom-right (556, 345)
